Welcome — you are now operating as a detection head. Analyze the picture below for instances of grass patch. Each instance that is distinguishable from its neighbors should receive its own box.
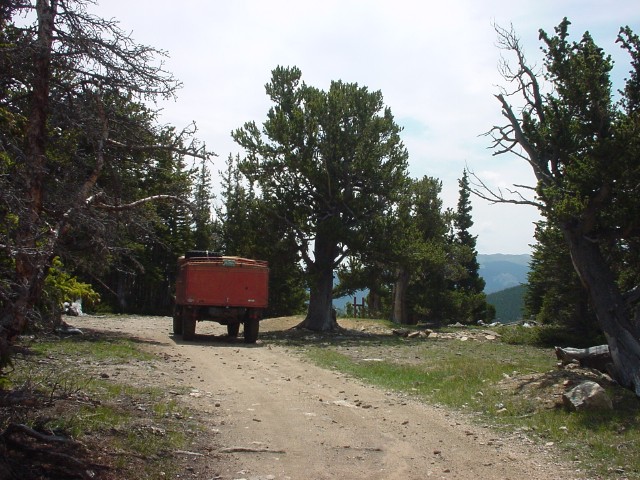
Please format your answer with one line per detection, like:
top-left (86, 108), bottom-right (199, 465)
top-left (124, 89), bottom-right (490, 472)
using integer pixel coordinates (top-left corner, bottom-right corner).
top-left (1, 332), bottom-right (198, 479)
top-left (496, 323), bottom-right (606, 348)
top-left (29, 334), bottom-right (155, 362)
top-left (303, 331), bottom-right (640, 479)
top-left (307, 339), bottom-right (552, 409)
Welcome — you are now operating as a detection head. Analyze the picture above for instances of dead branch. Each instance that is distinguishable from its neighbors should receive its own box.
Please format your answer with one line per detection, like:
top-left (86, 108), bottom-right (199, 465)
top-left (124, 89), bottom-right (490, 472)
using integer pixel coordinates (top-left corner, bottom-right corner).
top-left (467, 169), bottom-right (544, 209)
top-left (555, 345), bottom-right (612, 373)
top-left (3, 423), bottom-right (83, 447)
top-left (220, 446), bottom-right (286, 454)
top-left (106, 138), bottom-right (212, 161)
top-left (88, 194), bottom-right (194, 212)
top-left (174, 449), bottom-right (205, 456)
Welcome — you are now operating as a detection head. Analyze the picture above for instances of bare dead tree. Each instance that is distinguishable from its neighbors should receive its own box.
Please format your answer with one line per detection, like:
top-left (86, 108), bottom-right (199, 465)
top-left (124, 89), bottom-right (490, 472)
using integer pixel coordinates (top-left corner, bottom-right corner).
top-left (475, 20), bottom-right (640, 395)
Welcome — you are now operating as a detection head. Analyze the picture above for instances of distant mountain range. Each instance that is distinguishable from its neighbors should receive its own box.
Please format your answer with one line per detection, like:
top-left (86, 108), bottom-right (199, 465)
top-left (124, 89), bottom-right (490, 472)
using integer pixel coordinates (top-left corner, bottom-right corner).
top-left (333, 253), bottom-right (532, 315)
top-left (478, 254), bottom-right (530, 294)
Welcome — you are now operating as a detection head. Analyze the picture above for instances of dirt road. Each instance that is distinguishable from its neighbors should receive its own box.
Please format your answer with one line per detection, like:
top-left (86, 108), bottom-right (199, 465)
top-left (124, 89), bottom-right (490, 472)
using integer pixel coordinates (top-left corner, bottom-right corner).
top-left (75, 315), bottom-right (580, 480)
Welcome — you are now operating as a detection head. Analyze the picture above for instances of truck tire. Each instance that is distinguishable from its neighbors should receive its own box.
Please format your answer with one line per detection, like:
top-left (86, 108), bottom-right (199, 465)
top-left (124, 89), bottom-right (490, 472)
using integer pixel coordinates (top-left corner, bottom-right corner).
top-left (227, 323), bottom-right (240, 338)
top-left (182, 316), bottom-right (196, 340)
top-left (243, 318), bottom-right (259, 344)
top-left (172, 308), bottom-right (183, 335)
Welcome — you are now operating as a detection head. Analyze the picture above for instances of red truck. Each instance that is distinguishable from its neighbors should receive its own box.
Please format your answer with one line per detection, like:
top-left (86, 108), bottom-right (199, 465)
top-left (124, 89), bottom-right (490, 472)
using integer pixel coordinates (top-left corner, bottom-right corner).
top-left (173, 252), bottom-right (269, 343)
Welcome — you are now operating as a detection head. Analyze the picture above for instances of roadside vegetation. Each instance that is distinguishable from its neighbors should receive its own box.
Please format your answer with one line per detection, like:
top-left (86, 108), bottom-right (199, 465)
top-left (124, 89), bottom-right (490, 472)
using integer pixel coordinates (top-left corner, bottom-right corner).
top-left (0, 332), bottom-right (200, 479)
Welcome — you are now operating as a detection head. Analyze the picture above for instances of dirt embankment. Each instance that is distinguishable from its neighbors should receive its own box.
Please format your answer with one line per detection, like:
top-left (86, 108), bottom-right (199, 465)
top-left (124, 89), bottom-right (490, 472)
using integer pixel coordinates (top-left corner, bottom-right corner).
top-left (74, 315), bottom-right (581, 480)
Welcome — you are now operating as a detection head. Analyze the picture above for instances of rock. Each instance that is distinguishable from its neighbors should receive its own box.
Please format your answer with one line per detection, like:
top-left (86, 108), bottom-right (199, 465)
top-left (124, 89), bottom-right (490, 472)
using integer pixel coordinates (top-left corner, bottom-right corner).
top-left (407, 331), bottom-right (421, 338)
top-left (562, 381), bottom-right (613, 411)
top-left (482, 330), bottom-right (501, 337)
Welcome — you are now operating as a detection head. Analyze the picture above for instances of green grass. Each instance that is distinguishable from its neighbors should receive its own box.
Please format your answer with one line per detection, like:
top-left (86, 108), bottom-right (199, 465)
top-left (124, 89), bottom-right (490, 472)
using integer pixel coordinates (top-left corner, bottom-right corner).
top-left (3, 333), bottom-right (194, 478)
top-left (307, 339), bottom-right (552, 409)
top-left (302, 330), bottom-right (640, 479)
top-left (29, 334), bottom-right (155, 362)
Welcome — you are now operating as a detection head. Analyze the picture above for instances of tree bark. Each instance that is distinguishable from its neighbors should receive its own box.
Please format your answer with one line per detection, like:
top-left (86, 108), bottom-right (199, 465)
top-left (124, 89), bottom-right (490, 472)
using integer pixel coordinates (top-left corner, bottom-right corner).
top-left (300, 232), bottom-right (339, 331)
top-left (563, 227), bottom-right (640, 395)
top-left (368, 290), bottom-right (383, 317)
top-left (391, 267), bottom-right (410, 324)
top-left (0, 0), bottom-right (57, 366)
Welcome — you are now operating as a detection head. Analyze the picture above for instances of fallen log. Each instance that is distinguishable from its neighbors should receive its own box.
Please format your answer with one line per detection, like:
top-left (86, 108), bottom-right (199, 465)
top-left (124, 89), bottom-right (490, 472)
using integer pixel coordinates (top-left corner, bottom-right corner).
top-left (555, 345), bottom-right (612, 373)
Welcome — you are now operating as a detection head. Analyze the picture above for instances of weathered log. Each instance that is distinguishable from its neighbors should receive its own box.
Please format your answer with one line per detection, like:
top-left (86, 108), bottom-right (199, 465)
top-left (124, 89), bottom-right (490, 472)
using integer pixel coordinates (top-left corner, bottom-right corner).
top-left (555, 345), bottom-right (613, 373)
top-left (3, 423), bottom-right (83, 447)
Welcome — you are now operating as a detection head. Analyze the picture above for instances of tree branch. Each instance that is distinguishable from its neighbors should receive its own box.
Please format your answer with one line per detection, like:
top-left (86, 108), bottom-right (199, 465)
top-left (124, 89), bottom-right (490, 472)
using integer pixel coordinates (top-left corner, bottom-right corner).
top-left (467, 169), bottom-right (544, 208)
top-left (89, 194), bottom-right (194, 212)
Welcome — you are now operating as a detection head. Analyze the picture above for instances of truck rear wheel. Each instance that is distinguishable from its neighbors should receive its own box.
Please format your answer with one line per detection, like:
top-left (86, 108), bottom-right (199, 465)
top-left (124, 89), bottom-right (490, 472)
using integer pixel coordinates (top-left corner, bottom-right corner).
top-left (182, 315), bottom-right (196, 340)
top-left (243, 318), bottom-right (259, 344)
top-left (172, 308), bottom-right (183, 335)
top-left (227, 323), bottom-right (240, 338)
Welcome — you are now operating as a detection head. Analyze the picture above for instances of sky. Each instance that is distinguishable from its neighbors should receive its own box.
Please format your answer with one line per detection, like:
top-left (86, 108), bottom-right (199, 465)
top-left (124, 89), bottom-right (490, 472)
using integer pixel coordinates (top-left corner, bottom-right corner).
top-left (91, 0), bottom-right (639, 255)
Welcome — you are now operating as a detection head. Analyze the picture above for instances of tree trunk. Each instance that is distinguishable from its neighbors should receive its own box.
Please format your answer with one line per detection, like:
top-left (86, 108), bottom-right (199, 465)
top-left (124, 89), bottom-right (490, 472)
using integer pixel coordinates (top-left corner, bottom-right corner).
top-left (369, 291), bottom-right (382, 318)
top-left (391, 267), bottom-right (410, 324)
top-left (303, 267), bottom-right (336, 331)
top-left (563, 228), bottom-right (640, 395)
top-left (0, 0), bottom-right (57, 368)
top-left (300, 232), bottom-right (339, 331)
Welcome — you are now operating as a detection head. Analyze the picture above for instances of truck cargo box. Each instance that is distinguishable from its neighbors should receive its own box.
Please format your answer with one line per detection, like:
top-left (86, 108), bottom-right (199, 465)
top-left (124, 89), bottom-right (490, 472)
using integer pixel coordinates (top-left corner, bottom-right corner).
top-left (175, 256), bottom-right (269, 308)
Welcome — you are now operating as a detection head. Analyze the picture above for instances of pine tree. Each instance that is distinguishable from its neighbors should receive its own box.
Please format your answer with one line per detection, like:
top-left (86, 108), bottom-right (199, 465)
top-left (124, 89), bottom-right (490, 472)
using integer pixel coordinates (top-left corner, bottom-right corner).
top-left (192, 158), bottom-right (216, 251)
top-left (233, 66), bottom-right (409, 331)
top-left (450, 169), bottom-right (491, 322)
top-left (453, 169), bottom-right (484, 294)
top-left (525, 221), bottom-right (600, 344)
top-left (218, 155), bottom-right (307, 317)
top-left (484, 20), bottom-right (640, 394)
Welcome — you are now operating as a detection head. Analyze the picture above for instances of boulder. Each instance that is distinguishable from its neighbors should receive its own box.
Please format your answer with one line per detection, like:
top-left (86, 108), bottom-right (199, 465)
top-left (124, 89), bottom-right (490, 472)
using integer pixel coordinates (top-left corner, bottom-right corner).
top-left (562, 381), bottom-right (612, 411)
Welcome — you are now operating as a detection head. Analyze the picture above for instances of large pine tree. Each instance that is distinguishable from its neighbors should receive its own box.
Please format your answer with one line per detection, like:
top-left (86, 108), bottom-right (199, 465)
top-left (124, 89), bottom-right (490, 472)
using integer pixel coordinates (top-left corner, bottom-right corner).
top-left (233, 66), bottom-right (409, 331)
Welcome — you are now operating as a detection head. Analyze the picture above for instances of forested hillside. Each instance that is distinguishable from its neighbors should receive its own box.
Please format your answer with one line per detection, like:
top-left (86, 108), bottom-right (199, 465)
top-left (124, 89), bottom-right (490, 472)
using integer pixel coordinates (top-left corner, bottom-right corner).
top-left (486, 285), bottom-right (526, 324)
